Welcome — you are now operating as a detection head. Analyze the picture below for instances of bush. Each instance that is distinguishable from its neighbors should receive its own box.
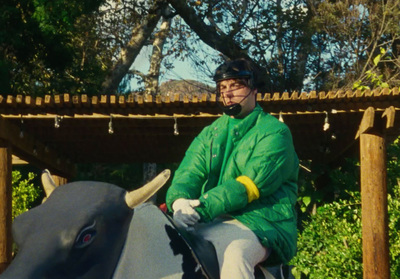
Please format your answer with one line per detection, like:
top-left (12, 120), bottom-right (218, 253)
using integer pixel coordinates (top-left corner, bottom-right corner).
top-left (291, 193), bottom-right (363, 278)
top-left (388, 181), bottom-right (400, 276)
top-left (12, 171), bottom-right (42, 220)
top-left (291, 177), bottom-right (400, 278)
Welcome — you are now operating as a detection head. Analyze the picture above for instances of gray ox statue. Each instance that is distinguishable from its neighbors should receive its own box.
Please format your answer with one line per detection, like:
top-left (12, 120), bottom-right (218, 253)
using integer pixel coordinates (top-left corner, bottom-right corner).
top-left (0, 169), bottom-right (289, 279)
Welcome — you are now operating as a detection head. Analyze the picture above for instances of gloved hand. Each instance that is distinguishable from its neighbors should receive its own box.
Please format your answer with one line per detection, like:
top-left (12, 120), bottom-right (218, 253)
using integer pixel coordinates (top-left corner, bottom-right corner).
top-left (172, 198), bottom-right (201, 229)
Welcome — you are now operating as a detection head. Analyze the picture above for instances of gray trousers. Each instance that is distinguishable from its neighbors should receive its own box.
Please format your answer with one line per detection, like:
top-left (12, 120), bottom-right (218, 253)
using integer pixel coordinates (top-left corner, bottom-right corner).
top-left (194, 217), bottom-right (269, 279)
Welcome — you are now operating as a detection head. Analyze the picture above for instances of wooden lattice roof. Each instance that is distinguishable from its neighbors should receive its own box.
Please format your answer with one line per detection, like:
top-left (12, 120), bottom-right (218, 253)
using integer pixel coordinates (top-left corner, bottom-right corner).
top-left (1, 88), bottom-right (399, 177)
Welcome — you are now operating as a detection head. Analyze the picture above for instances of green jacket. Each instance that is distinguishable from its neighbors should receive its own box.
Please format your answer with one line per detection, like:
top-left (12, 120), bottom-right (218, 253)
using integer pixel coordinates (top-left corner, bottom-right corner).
top-left (166, 105), bottom-right (299, 265)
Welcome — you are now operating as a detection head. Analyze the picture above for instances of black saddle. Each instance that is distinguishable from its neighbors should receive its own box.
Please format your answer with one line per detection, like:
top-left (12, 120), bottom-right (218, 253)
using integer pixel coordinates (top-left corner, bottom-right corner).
top-left (166, 214), bottom-right (292, 279)
top-left (170, 219), bottom-right (220, 279)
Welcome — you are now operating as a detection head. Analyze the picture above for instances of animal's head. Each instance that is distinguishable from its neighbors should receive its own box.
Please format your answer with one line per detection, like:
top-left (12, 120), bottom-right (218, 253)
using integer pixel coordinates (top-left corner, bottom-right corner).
top-left (0, 169), bottom-right (170, 279)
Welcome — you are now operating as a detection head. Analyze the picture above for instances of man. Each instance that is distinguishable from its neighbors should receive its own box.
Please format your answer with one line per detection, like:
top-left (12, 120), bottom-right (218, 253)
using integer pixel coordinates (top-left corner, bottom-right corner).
top-left (166, 58), bottom-right (299, 278)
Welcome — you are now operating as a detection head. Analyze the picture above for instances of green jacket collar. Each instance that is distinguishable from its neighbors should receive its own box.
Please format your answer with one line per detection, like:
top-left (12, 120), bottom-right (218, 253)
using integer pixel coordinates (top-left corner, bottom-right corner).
top-left (220, 104), bottom-right (263, 139)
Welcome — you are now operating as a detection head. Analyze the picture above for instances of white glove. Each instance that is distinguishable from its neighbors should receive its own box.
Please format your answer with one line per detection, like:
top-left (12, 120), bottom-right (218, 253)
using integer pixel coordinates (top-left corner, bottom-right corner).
top-left (172, 198), bottom-right (201, 229)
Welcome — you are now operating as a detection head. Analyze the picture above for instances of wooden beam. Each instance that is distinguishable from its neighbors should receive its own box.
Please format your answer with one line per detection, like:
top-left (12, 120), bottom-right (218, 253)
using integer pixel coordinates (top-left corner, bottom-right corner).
top-left (0, 116), bottom-right (75, 178)
top-left (0, 139), bottom-right (12, 274)
top-left (51, 174), bottom-right (67, 187)
top-left (12, 155), bottom-right (28, 165)
top-left (355, 107), bottom-right (375, 139)
top-left (382, 106), bottom-right (395, 129)
top-left (358, 107), bottom-right (390, 279)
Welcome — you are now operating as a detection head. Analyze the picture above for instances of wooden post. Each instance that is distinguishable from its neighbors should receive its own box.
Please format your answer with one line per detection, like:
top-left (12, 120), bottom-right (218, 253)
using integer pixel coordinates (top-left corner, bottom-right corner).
top-left (0, 140), bottom-right (12, 273)
top-left (357, 107), bottom-right (392, 279)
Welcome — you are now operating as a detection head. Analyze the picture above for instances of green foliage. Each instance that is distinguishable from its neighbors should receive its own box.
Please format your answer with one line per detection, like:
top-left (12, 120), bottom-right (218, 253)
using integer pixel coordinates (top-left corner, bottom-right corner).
top-left (387, 137), bottom-right (400, 193)
top-left (12, 170), bottom-right (42, 220)
top-left (32, 0), bottom-right (103, 36)
top-left (352, 48), bottom-right (390, 91)
top-left (3, 0), bottom-right (400, 95)
top-left (296, 158), bottom-right (360, 227)
top-left (388, 183), bottom-right (400, 276)
top-left (292, 181), bottom-right (400, 278)
top-left (292, 138), bottom-right (400, 278)
top-left (1, 0), bottom-right (106, 96)
top-left (291, 194), bottom-right (363, 278)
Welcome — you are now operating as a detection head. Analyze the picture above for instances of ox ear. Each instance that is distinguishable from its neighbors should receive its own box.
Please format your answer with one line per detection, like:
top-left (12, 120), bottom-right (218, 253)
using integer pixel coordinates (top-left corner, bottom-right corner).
top-left (41, 169), bottom-right (57, 198)
top-left (125, 169), bottom-right (171, 209)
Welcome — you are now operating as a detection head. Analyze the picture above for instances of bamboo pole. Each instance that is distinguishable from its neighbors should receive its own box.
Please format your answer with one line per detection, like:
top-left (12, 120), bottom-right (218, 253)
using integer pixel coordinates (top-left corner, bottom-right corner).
top-left (0, 140), bottom-right (12, 273)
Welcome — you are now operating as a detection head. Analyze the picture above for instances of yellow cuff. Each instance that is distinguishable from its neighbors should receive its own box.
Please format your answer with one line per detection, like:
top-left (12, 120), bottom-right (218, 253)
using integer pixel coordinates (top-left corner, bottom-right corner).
top-left (236, 176), bottom-right (260, 203)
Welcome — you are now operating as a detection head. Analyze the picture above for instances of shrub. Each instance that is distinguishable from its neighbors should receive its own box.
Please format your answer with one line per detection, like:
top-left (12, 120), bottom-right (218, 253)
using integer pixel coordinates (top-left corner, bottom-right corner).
top-left (291, 180), bottom-right (400, 278)
top-left (388, 181), bottom-right (400, 276)
top-left (12, 171), bottom-right (42, 220)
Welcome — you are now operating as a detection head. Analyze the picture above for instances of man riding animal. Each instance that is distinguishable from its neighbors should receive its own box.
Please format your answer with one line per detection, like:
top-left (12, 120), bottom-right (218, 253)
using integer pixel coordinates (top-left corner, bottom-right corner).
top-left (167, 58), bottom-right (299, 278)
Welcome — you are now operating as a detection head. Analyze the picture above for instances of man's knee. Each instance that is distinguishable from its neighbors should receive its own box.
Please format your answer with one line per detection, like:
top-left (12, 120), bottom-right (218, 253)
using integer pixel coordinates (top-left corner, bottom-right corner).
top-left (223, 243), bottom-right (247, 263)
top-left (220, 245), bottom-right (254, 279)
top-left (223, 239), bottom-right (268, 266)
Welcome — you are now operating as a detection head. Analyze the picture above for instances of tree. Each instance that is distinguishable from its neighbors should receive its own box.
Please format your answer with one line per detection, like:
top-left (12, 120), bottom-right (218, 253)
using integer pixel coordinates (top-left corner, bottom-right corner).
top-left (2, 0), bottom-right (400, 96)
top-left (305, 0), bottom-right (400, 91)
top-left (166, 0), bottom-right (313, 92)
top-left (0, 0), bottom-right (106, 96)
top-left (100, 0), bottom-right (169, 94)
top-left (143, 12), bottom-right (172, 96)
top-left (165, 0), bottom-right (400, 92)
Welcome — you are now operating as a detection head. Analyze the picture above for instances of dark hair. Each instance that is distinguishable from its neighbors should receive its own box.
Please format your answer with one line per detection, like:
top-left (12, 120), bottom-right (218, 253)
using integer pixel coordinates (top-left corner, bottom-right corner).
top-left (213, 58), bottom-right (257, 89)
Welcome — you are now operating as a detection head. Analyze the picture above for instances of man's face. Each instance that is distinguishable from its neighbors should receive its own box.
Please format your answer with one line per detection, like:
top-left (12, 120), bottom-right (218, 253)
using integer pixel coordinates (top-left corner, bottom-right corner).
top-left (219, 78), bottom-right (256, 118)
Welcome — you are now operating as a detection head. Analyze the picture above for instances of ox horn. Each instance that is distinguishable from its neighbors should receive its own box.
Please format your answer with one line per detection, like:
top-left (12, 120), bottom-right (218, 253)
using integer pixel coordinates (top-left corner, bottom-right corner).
top-left (125, 169), bottom-right (171, 209)
top-left (41, 169), bottom-right (57, 198)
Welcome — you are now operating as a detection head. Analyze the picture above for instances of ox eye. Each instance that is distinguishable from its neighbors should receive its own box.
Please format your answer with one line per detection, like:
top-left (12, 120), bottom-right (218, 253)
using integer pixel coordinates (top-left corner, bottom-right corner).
top-left (75, 221), bottom-right (97, 249)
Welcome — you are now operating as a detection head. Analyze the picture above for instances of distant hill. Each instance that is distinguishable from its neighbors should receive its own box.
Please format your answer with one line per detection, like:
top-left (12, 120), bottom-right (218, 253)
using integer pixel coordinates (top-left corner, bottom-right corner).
top-left (159, 80), bottom-right (215, 97)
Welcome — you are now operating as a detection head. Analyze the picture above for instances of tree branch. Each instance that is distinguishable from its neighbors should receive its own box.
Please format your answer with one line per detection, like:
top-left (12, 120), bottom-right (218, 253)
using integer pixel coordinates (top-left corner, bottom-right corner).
top-left (101, 0), bottom-right (166, 94)
top-left (166, 0), bottom-right (270, 91)
top-left (167, 0), bottom-right (246, 59)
